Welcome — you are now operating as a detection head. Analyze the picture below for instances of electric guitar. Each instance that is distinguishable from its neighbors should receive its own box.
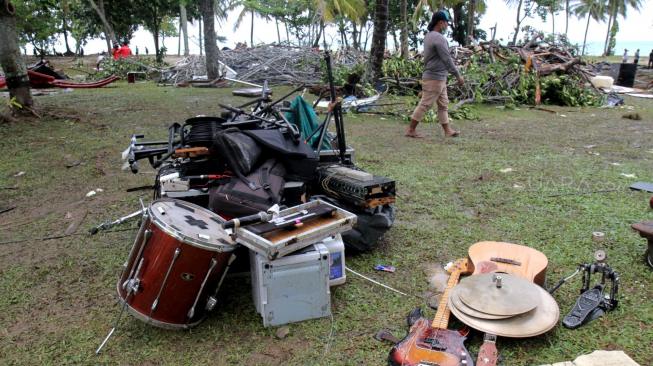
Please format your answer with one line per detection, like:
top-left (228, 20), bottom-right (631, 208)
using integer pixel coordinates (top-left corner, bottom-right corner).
top-left (467, 241), bottom-right (549, 366)
top-left (388, 258), bottom-right (474, 366)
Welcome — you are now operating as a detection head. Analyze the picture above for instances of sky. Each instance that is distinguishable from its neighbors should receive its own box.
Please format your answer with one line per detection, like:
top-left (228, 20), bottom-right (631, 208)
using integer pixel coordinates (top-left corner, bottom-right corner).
top-left (40, 0), bottom-right (653, 57)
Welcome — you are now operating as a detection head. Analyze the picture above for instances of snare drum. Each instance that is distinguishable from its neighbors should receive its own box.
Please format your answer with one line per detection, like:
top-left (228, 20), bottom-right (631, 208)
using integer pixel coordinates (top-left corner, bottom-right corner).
top-left (118, 198), bottom-right (236, 329)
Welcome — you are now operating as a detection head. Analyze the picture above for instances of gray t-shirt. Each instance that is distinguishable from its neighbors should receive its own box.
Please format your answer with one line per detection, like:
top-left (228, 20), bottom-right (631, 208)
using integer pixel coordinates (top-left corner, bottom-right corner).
top-left (422, 31), bottom-right (460, 81)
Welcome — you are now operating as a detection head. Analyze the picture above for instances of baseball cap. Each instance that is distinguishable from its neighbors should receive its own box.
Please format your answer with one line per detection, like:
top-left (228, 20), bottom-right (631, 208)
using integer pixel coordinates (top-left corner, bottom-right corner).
top-left (433, 10), bottom-right (452, 25)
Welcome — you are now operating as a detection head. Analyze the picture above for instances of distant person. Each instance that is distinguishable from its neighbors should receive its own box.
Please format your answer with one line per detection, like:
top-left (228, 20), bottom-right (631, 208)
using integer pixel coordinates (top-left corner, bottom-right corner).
top-left (96, 52), bottom-right (106, 70)
top-left (622, 49), bottom-right (628, 63)
top-left (135, 46), bottom-right (139, 55)
top-left (112, 44), bottom-right (120, 60)
top-left (406, 10), bottom-right (464, 138)
top-left (119, 41), bottom-right (132, 58)
top-left (634, 49), bottom-right (640, 64)
top-left (145, 47), bottom-right (149, 55)
top-left (649, 49), bottom-right (653, 69)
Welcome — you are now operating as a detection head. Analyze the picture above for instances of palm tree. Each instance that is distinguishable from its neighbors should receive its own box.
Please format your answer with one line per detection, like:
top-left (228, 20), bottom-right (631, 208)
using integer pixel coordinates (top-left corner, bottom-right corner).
top-left (199, 0), bottom-right (219, 78)
top-left (0, 1), bottom-right (34, 114)
top-left (602, 0), bottom-right (642, 56)
top-left (369, 0), bottom-right (388, 82)
top-left (573, 0), bottom-right (606, 55)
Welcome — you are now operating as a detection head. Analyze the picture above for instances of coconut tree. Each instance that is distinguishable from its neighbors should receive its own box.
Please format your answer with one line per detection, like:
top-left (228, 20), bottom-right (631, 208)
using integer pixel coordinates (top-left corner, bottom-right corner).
top-left (368, 0), bottom-right (389, 82)
top-left (0, 0), bottom-right (33, 117)
top-left (601, 0), bottom-right (642, 56)
top-left (573, 0), bottom-right (606, 55)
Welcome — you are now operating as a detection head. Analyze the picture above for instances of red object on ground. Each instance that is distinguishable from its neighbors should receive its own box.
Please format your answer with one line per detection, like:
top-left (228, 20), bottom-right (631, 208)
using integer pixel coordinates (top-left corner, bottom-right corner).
top-left (26, 70), bottom-right (55, 88)
top-left (50, 75), bottom-right (119, 88)
top-left (0, 76), bottom-right (6, 89)
top-left (649, 196), bottom-right (653, 209)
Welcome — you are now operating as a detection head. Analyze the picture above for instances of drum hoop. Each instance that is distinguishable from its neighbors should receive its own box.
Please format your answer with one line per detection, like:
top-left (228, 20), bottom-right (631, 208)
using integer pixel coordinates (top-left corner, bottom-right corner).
top-left (148, 200), bottom-right (235, 252)
top-left (116, 294), bottom-right (204, 330)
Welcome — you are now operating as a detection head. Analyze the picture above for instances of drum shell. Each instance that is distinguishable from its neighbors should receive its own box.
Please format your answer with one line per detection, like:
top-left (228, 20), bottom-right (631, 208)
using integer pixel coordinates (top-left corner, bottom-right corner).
top-left (118, 215), bottom-right (234, 329)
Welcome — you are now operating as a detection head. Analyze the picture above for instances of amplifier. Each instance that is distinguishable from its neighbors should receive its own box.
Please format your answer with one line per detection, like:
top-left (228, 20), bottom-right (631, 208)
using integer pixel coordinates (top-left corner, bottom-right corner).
top-left (316, 165), bottom-right (395, 209)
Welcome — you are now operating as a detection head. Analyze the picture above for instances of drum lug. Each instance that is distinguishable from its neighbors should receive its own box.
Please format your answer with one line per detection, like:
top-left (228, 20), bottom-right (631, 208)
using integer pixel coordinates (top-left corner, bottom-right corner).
top-left (150, 247), bottom-right (181, 313)
top-left (205, 296), bottom-right (217, 312)
top-left (188, 258), bottom-right (218, 320)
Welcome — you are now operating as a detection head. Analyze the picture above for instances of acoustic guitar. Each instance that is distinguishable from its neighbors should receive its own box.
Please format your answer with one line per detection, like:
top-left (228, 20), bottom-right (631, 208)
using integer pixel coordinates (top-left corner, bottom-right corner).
top-left (388, 258), bottom-right (474, 366)
top-left (467, 241), bottom-right (549, 366)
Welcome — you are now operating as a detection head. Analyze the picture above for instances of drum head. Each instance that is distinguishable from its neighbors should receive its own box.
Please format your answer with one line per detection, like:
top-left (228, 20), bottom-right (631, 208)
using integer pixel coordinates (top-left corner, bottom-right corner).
top-left (149, 199), bottom-right (234, 251)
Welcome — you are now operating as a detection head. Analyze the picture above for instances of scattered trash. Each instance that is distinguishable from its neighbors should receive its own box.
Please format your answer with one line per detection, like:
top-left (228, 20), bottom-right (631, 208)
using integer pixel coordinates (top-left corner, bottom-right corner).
top-left (374, 264), bottom-right (396, 273)
top-left (275, 326), bottom-right (290, 339)
top-left (86, 190), bottom-right (97, 197)
top-left (0, 206), bottom-right (16, 215)
top-left (560, 114), bottom-right (567, 118)
top-left (622, 112), bottom-right (642, 120)
top-left (13, 171), bottom-right (25, 177)
top-left (499, 168), bottom-right (514, 173)
top-left (96, 188), bottom-right (104, 193)
top-left (591, 232), bottom-right (605, 242)
top-left (611, 162), bottom-right (621, 166)
top-left (620, 173), bottom-right (637, 179)
top-left (629, 182), bottom-right (653, 193)
top-left (605, 92), bottom-right (624, 107)
top-left (513, 183), bottom-right (524, 189)
top-left (584, 145), bottom-right (597, 149)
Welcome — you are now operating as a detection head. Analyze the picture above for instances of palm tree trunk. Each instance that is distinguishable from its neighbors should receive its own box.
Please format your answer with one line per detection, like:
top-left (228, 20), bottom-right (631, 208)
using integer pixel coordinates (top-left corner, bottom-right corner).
top-left (467, 0), bottom-right (476, 46)
top-left (180, 2), bottom-right (189, 56)
top-left (582, 13), bottom-right (591, 56)
top-left (200, 0), bottom-right (219, 78)
top-left (352, 22), bottom-right (360, 50)
top-left (400, 0), bottom-right (408, 57)
top-left (565, 0), bottom-right (569, 34)
top-left (512, 0), bottom-right (524, 45)
top-left (551, 8), bottom-right (555, 34)
top-left (0, 1), bottom-right (33, 112)
top-left (602, 2), bottom-right (614, 56)
top-left (198, 17), bottom-right (202, 56)
top-left (250, 10), bottom-right (254, 47)
top-left (285, 21), bottom-right (290, 45)
top-left (368, 0), bottom-right (388, 82)
top-left (275, 18), bottom-right (281, 44)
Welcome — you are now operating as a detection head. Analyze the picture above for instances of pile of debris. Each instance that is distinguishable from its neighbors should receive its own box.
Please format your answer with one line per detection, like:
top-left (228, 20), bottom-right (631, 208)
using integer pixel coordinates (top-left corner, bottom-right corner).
top-left (159, 44), bottom-right (368, 86)
top-left (383, 36), bottom-right (604, 107)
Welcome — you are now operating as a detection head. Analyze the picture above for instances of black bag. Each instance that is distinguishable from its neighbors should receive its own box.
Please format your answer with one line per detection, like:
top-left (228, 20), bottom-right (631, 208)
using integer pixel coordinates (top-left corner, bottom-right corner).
top-left (213, 128), bottom-right (262, 176)
top-left (243, 129), bottom-right (318, 181)
top-left (209, 159), bottom-right (286, 217)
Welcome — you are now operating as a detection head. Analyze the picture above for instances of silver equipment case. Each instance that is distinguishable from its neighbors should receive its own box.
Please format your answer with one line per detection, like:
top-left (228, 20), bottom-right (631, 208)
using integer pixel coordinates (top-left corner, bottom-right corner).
top-left (250, 243), bottom-right (331, 327)
top-left (232, 199), bottom-right (356, 260)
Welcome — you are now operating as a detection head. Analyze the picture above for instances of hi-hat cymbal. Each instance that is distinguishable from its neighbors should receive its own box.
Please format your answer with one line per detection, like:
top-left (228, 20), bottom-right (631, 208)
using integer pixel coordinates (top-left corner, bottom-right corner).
top-left (449, 284), bottom-right (560, 338)
top-left (457, 273), bottom-right (539, 316)
top-left (449, 286), bottom-right (513, 320)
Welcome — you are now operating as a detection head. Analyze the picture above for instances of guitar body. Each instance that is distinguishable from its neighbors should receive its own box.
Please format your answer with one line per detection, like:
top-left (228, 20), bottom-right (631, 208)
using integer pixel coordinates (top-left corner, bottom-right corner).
top-left (389, 317), bottom-right (473, 366)
top-left (468, 241), bottom-right (548, 286)
top-left (388, 259), bottom-right (473, 366)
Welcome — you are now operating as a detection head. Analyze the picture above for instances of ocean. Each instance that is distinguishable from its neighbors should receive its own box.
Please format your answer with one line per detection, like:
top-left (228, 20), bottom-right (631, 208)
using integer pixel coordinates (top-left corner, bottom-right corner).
top-left (577, 40), bottom-right (653, 57)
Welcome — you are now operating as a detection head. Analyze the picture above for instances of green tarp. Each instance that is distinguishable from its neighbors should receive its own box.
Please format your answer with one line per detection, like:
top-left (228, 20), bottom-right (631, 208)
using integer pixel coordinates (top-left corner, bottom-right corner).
top-left (285, 96), bottom-right (332, 151)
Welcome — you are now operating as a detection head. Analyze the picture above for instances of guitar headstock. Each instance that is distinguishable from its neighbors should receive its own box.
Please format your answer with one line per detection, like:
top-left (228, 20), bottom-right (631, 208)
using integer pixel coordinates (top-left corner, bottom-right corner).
top-left (446, 258), bottom-right (471, 275)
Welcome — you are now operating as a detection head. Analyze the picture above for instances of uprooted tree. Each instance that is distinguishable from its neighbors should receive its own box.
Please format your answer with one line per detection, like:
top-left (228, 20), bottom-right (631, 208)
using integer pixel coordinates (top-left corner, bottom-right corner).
top-left (0, 0), bottom-right (34, 118)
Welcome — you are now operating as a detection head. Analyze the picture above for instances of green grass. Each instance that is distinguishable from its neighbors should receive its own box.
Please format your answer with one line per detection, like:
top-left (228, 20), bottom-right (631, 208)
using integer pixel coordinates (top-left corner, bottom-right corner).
top-left (1, 82), bottom-right (652, 365)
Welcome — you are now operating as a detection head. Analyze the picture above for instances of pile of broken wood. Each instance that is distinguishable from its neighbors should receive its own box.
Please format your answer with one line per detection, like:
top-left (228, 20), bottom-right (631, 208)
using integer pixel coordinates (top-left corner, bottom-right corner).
top-left (159, 44), bottom-right (368, 86)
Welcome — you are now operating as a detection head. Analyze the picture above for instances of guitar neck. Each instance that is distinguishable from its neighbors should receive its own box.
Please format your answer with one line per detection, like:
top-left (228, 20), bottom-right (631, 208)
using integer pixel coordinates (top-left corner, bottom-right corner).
top-left (430, 268), bottom-right (462, 329)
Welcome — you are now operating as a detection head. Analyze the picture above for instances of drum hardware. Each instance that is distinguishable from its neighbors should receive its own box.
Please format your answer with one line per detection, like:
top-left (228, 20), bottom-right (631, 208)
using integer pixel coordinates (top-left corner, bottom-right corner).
top-left (89, 208), bottom-right (146, 235)
top-left (222, 204), bottom-right (281, 231)
top-left (150, 247), bottom-right (182, 314)
top-left (205, 254), bottom-right (236, 312)
top-left (548, 250), bottom-right (619, 329)
top-left (123, 229), bottom-right (151, 289)
top-left (187, 258), bottom-right (218, 319)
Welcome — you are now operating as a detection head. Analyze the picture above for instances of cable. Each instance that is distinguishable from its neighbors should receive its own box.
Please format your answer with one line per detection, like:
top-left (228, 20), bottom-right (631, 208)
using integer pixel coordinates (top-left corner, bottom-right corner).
top-left (345, 266), bottom-right (420, 299)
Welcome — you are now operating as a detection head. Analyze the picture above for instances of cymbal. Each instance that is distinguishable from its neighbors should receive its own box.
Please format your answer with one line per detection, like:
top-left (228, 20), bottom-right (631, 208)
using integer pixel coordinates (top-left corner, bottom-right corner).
top-left (449, 286), bottom-right (513, 320)
top-left (449, 284), bottom-right (560, 338)
top-left (457, 273), bottom-right (539, 316)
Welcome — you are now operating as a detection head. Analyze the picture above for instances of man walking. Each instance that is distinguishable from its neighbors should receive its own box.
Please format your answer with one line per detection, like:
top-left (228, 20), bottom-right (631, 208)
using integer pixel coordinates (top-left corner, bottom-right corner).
top-left (406, 10), bottom-right (464, 138)
top-left (649, 49), bottom-right (653, 69)
top-left (634, 49), bottom-right (640, 65)
top-left (622, 49), bottom-right (628, 63)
